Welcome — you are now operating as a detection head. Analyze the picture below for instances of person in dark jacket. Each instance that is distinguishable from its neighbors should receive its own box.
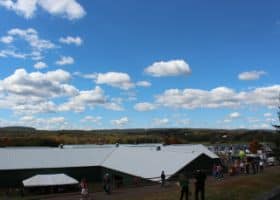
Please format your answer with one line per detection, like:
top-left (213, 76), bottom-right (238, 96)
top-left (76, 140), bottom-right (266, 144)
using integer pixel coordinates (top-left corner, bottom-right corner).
top-left (179, 173), bottom-right (189, 200)
top-left (161, 170), bottom-right (166, 187)
top-left (103, 173), bottom-right (111, 194)
top-left (194, 169), bottom-right (206, 200)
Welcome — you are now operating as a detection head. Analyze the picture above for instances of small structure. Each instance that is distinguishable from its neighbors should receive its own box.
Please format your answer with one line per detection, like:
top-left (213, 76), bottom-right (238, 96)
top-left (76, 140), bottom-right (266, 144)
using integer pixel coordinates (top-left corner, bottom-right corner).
top-left (22, 174), bottom-right (79, 194)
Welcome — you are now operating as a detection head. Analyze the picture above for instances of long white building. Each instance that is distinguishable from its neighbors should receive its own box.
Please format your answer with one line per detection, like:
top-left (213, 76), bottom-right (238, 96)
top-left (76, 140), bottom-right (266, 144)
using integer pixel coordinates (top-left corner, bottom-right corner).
top-left (0, 144), bottom-right (219, 187)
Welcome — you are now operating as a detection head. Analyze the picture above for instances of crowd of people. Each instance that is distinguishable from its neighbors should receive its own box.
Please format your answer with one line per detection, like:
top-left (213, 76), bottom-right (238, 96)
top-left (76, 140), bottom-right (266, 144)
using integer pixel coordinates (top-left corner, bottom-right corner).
top-left (79, 158), bottom-right (267, 200)
top-left (223, 158), bottom-right (265, 177)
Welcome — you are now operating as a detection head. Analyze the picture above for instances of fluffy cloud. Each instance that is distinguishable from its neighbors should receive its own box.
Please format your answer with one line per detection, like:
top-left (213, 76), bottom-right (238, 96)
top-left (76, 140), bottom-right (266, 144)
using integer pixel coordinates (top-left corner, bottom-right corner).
top-left (111, 117), bottom-right (129, 127)
top-left (238, 70), bottom-right (266, 81)
top-left (0, 49), bottom-right (26, 58)
top-left (229, 112), bottom-right (241, 118)
top-left (0, 68), bottom-right (78, 114)
top-left (0, 35), bottom-right (13, 43)
top-left (0, 68), bottom-right (77, 98)
top-left (19, 115), bottom-right (67, 130)
top-left (136, 81), bottom-right (151, 87)
top-left (0, 28), bottom-right (56, 60)
top-left (59, 36), bottom-right (82, 46)
top-left (0, 0), bottom-right (85, 20)
top-left (34, 61), bottom-right (47, 69)
top-left (152, 118), bottom-right (169, 126)
top-left (144, 60), bottom-right (191, 77)
top-left (264, 113), bottom-right (272, 117)
top-left (81, 116), bottom-right (102, 124)
top-left (8, 28), bottom-right (56, 51)
top-left (134, 102), bottom-right (156, 111)
top-left (59, 86), bottom-right (106, 112)
top-left (155, 85), bottom-right (280, 109)
top-left (59, 86), bottom-right (123, 112)
top-left (95, 72), bottom-right (134, 90)
top-left (222, 112), bottom-right (241, 123)
top-left (55, 56), bottom-right (74, 65)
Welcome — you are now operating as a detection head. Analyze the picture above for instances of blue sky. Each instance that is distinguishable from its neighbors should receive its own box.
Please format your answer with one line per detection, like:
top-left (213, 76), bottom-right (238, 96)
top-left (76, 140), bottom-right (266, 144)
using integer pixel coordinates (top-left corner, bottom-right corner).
top-left (0, 0), bottom-right (279, 130)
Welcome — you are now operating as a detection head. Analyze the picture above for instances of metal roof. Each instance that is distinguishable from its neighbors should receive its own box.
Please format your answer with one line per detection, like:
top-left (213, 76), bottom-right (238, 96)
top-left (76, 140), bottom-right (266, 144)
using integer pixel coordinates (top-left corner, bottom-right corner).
top-left (102, 146), bottom-right (203, 181)
top-left (0, 147), bottom-right (115, 170)
top-left (0, 144), bottom-right (218, 181)
top-left (162, 144), bottom-right (219, 159)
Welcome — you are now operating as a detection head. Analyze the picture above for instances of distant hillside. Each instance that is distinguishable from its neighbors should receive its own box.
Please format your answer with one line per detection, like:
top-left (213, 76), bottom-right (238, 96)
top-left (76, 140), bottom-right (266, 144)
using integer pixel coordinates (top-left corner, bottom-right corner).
top-left (0, 126), bottom-right (278, 147)
top-left (0, 126), bottom-right (36, 132)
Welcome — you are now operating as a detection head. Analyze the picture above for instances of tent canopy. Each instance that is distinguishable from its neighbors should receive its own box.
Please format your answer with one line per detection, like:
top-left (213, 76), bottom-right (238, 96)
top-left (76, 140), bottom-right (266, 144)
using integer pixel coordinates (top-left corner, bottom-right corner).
top-left (22, 173), bottom-right (79, 187)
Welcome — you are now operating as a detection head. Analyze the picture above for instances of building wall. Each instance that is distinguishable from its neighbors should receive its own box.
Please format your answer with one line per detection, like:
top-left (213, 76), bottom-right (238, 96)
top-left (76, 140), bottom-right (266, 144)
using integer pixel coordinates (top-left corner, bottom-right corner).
top-left (171, 154), bottom-right (215, 179)
top-left (100, 167), bottom-right (148, 188)
top-left (0, 154), bottom-right (218, 188)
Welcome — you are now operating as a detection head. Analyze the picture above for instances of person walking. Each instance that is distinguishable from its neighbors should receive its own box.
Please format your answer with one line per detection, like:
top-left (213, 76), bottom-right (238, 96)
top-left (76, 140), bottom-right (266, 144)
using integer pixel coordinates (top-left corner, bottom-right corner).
top-left (240, 160), bottom-right (245, 174)
top-left (245, 161), bottom-right (250, 174)
top-left (259, 160), bottom-right (264, 173)
top-left (179, 173), bottom-right (189, 200)
top-left (103, 173), bottom-right (111, 194)
top-left (80, 178), bottom-right (89, 200)
top-left (161, 170), bottom-right (166, 187)
top-left (194, 169), bottom-right (207, 200)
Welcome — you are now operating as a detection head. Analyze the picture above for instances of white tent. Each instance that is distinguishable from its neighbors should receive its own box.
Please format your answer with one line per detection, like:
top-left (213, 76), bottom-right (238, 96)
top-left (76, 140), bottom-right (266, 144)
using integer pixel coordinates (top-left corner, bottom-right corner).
top-left (22, 174), bottom-right (79, 187)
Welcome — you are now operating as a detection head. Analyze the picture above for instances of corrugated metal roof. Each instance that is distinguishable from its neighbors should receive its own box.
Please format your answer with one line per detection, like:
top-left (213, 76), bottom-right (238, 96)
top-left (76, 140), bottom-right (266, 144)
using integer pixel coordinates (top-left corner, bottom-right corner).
top-left (0, 147), bottom-right (115, 170)
top-left (22, 174), bottom-right (78, 187)
top-left (101, 146), bottom-right (202, 181)
top-left (163, 144), bottom-right (219, 159)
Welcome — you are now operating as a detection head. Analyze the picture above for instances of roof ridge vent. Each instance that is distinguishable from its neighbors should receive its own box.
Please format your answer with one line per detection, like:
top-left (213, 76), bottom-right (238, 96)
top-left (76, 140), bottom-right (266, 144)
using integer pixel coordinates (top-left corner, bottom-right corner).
top-left (156, 146), bottom-right (161, 151)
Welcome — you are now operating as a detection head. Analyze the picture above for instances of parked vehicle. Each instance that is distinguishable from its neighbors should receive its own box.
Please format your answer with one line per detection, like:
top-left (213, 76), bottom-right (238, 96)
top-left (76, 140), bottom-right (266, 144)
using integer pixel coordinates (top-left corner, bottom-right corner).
top-left (266, 153), bottom-right (278, 166)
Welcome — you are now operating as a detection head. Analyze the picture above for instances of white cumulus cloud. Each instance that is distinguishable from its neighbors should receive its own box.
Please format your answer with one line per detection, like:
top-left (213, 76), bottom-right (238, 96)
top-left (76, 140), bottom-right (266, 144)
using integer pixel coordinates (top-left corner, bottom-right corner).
top-left (0, 0), bottom-right (85, 20)
top-left (144, 60), bottom-right (191, 77)
top-left (229, 112), bottom-right (241, 119)
top-left (155, 85), bottom-right (280, 109)
top-left (136, 81), bottom-right (151, 87)
top-left (0, 49), bottom-right (26, 58)
top-left (134, 102), bottom-right (156, 112)
top-left (8, 28), bottom-right (56, 51)
top-left (111, 117), bottom-right (129, 127)
top-left (264, 113), bottom-right (272, 117)
top-left (0, 28), bottom-right (56, 60)
top-left (0, 68), bottom-right (77, 98)
top-left (81, 116), bottom-right (102, 124)
top-left (19, 115), bottom-right (67, 130)
top-left (238, 70), bottom-right (266, 81)
top-left (59, 36), bottom-right (82, 46)
top-left (59, 86), bottom-right (123, 112)
top-left (0, 35), bottom-right (13, 43)
top-left (0, 68), bottom-right (78, 114)
top-left (152, 118), bottom-right (169, 127)
top-left (34, 61), bottom-right (47, 69)
top-left (56, 56), bottom-right (74, 65)
top-left (95, 72), bottom-right (134, 90)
